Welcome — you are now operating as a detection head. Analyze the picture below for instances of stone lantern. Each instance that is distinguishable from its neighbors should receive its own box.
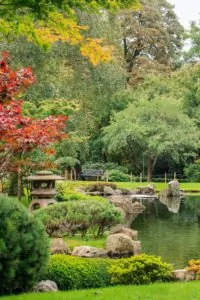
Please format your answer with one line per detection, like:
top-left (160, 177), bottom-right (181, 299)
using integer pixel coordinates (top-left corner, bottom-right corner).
top-left (27, 170), bottom-right (64, 211)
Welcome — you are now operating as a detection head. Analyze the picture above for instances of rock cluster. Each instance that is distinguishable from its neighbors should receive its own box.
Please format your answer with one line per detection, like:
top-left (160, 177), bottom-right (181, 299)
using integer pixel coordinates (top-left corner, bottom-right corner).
top-left (69, 227), bottom-right (141, 259)
top-left (105, 226), bottom-right (141, 258)
top-left (109, 196), bottom-right (146, 226)
top-left (50, 238), bottom-right (71, 255)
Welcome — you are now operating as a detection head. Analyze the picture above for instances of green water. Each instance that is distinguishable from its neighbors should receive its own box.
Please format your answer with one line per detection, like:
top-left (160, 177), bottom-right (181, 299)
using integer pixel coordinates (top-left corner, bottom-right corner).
top-left (132, 195), bottom-right (200, 268)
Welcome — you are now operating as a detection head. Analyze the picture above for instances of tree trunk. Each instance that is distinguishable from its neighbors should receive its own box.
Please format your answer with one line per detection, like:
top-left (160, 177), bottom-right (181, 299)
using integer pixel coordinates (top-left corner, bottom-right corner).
top-left (17, 168), bottom-right (22, 201)
top-left (147, 155), bottom-right (153, 182)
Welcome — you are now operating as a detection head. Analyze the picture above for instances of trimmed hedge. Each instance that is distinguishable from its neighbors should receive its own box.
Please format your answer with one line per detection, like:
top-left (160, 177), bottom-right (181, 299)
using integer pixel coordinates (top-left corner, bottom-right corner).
top-left (0, 196), bottom-right (49, 295)
top-left (45, 254), bottom-right (173, 290)
top-left (45, 255), bottom-right (113, 290)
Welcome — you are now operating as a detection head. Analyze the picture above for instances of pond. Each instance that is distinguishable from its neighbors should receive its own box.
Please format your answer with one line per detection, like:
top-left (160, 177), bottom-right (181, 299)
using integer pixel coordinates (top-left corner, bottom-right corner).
top-left (132, 195), bottom-right (200, 268)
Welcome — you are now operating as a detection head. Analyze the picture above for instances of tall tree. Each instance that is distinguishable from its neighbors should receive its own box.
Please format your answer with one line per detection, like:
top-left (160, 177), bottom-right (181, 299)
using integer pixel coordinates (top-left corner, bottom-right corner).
top-left (0, 0), bottom-right (139, 64)
top-left (121, 0), bottom-right (184, 85)
top-left (184, 20), bottom-right (200, 62)
top-left (103, 97), bottom-right (198, 181)
top-left (0, 53), bottom-right (67, 199)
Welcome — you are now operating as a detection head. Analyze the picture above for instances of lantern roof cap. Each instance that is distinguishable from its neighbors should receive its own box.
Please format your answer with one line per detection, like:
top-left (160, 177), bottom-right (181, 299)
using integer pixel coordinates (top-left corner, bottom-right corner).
top-left (27, 170), bottom-right (65, 181)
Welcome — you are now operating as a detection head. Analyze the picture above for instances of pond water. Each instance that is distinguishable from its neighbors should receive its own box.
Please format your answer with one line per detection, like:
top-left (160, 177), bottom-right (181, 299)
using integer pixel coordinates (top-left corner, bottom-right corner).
top-left (132, 195), bottom-right (200, 268)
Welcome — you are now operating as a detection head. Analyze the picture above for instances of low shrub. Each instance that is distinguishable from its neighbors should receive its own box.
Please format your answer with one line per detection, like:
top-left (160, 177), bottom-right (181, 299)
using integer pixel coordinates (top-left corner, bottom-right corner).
top-left (45, 254), bottom-right (173, 291)
top-left (103, 169), bottom-right (130, 182)
top-left (0, 196), bottom-right (49, 295)
top-left (56, 191), bottom-right (108, 203)
top-left (85, 182), bottom-right (117, 193)
top-left (45, 255), bottom-right (113, 290)
top-left (56, 181), bottom-right (78, 195)
top-left (109, 254), bottom-right (173, 285)
top-left (35, 200), bottom-right (122, 237)
top-left (186, 259), bottom-right (200, 279)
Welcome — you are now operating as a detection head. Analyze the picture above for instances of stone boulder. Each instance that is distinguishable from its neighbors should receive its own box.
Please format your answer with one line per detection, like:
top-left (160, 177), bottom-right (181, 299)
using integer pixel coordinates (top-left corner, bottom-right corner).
top-left (172, 269), bottom-right (196, 281)
top-left (110, 225), bottom-right (138, 240)
top-left (72, 246), bottom-right (108, 258)
top-left (159, 180), bottom-right (180, 198)
top-left (132, 241), bottom-right (141, 255)
top-left (50, 238), bottom-right (70, 255)
top-left (104, 186), bottom-right (116, 195)
top-left (34, 280), bottom-right (58, 292)
top-left (109, 196), bottom-right (145, 226)
top-left (168, 180), bottom-right (180, 197)
top-left (106, 233), bottom-right (135, 257)
top-left (120, 188), bottom-right (137, 195)
top-left (136, 184), bottom-right (155, 195)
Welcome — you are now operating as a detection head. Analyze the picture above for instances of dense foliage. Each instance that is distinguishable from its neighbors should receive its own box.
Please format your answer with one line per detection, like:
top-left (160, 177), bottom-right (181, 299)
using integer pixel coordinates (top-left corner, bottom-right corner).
top-left (45, 255), bottom-right (113, 290)
top-left (35, 200), bottom-right (122, 237)
top-left (187, 259), bottom-right (200, 279)
top-left (184, 164), bottom-right (200, 182)
top-left (103, 169), bottom-right (130, 182)
top-left (109, 254), bottom-right (173, 285)
top-left (45, 254), bottom-right (173, 291)
top-left (0, 196), bottom-right (49, 295)
top-left (0, 0), bottom-right (200, 183)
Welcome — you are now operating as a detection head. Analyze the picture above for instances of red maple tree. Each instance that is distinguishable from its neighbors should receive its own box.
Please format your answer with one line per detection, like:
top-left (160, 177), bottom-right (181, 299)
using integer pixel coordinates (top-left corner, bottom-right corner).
top-left (0, 52), bottom-right (68, 198)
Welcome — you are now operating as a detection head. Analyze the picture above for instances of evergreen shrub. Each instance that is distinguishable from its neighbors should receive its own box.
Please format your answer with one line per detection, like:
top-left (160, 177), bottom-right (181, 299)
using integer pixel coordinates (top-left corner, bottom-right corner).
top-left (45, 255), bottom-right (113, 290)
top-left (45, 254), bottom-right (173, 291)
top-left (0, 196), bottom-right (49, 295)
top-left (35, 200), bottom-right (122, 237)
top-left (104, 169), bottom-right (130, 182)
top-left (85, 182), bottom-right (117, 192)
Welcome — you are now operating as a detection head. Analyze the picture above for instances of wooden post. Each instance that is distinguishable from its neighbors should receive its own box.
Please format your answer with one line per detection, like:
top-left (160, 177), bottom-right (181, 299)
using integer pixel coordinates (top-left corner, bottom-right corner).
top-left (106, 171), bottom-right (109, 182)
top-left (64, 170), bottom-right (68, 180)
top-left (140, 172), bottom-right (142, 183)
top-left (130, 172), bottom-right (133, 182)
top-left (174, 172), bottom-right (176, 180)
top-left (17, 168), bottom-right (22, 201)
top-left (165, 172), bottom-right (167, 183)
top-left (74, 169), bottom-right (77, 181)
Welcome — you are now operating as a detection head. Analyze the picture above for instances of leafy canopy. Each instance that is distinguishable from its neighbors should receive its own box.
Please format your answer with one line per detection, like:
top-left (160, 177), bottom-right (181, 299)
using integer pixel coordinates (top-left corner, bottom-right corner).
top-left (0, 52), bottom-right (67, 173)
top-left (103, 97), bottom-right (198, 163)
top-left (0, 0), bottom-right (139, 65)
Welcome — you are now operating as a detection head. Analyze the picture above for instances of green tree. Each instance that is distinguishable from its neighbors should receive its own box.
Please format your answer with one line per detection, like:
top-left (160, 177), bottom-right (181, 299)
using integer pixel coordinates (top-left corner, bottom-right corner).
top-left (0, 0), bottom-right (139, 63)
top-left (121, 0), bottom-right (184, 85)
top-left (103, 97), bottom-right (198, 181)
top-left (184, 20), bottom-right (200, 62)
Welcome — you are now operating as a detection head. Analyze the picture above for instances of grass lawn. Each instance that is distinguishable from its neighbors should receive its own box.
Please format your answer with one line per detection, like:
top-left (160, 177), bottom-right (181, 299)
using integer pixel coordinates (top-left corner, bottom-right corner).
top-left (60, 180), bottom-right (200, 193)
top-left (64, 235), bottom-right (106, 250)
top-left (116, 182), bottom-right (200, 192)
top-left (2, 282), bottom-right (200, 300)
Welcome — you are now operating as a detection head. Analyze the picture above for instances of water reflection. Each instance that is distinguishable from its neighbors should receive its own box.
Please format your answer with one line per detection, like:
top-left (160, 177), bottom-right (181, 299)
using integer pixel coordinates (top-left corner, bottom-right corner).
top-left (159, 196), bottom-right (181, 213)
top-left (132, 195), bottom-right (200, 268)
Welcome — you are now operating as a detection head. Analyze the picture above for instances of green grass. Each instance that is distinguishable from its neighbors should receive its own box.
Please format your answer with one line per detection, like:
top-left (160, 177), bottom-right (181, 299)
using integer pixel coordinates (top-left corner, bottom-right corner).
top-left (58, 180), bottom-right (200, 193)
top-left (64, 235), bottom-right (106, 250)
top-left (2, 282), bottom-right (200, 300)
top-left (116, 182), bottom-right (200, 192)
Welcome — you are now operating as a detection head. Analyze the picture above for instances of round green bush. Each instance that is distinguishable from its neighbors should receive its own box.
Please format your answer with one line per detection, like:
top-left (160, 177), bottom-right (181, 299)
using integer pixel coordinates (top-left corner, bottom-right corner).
top-left (0, 196), bottom-right (49, 295)
top-left (104, 169), bottom-right (130, 182)
top-left (45, 255), bottom-right (113, 290)
top-left (35, 200), bottom-right (122, 237)
top-left (109, 254), bottom-right (173, 285)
